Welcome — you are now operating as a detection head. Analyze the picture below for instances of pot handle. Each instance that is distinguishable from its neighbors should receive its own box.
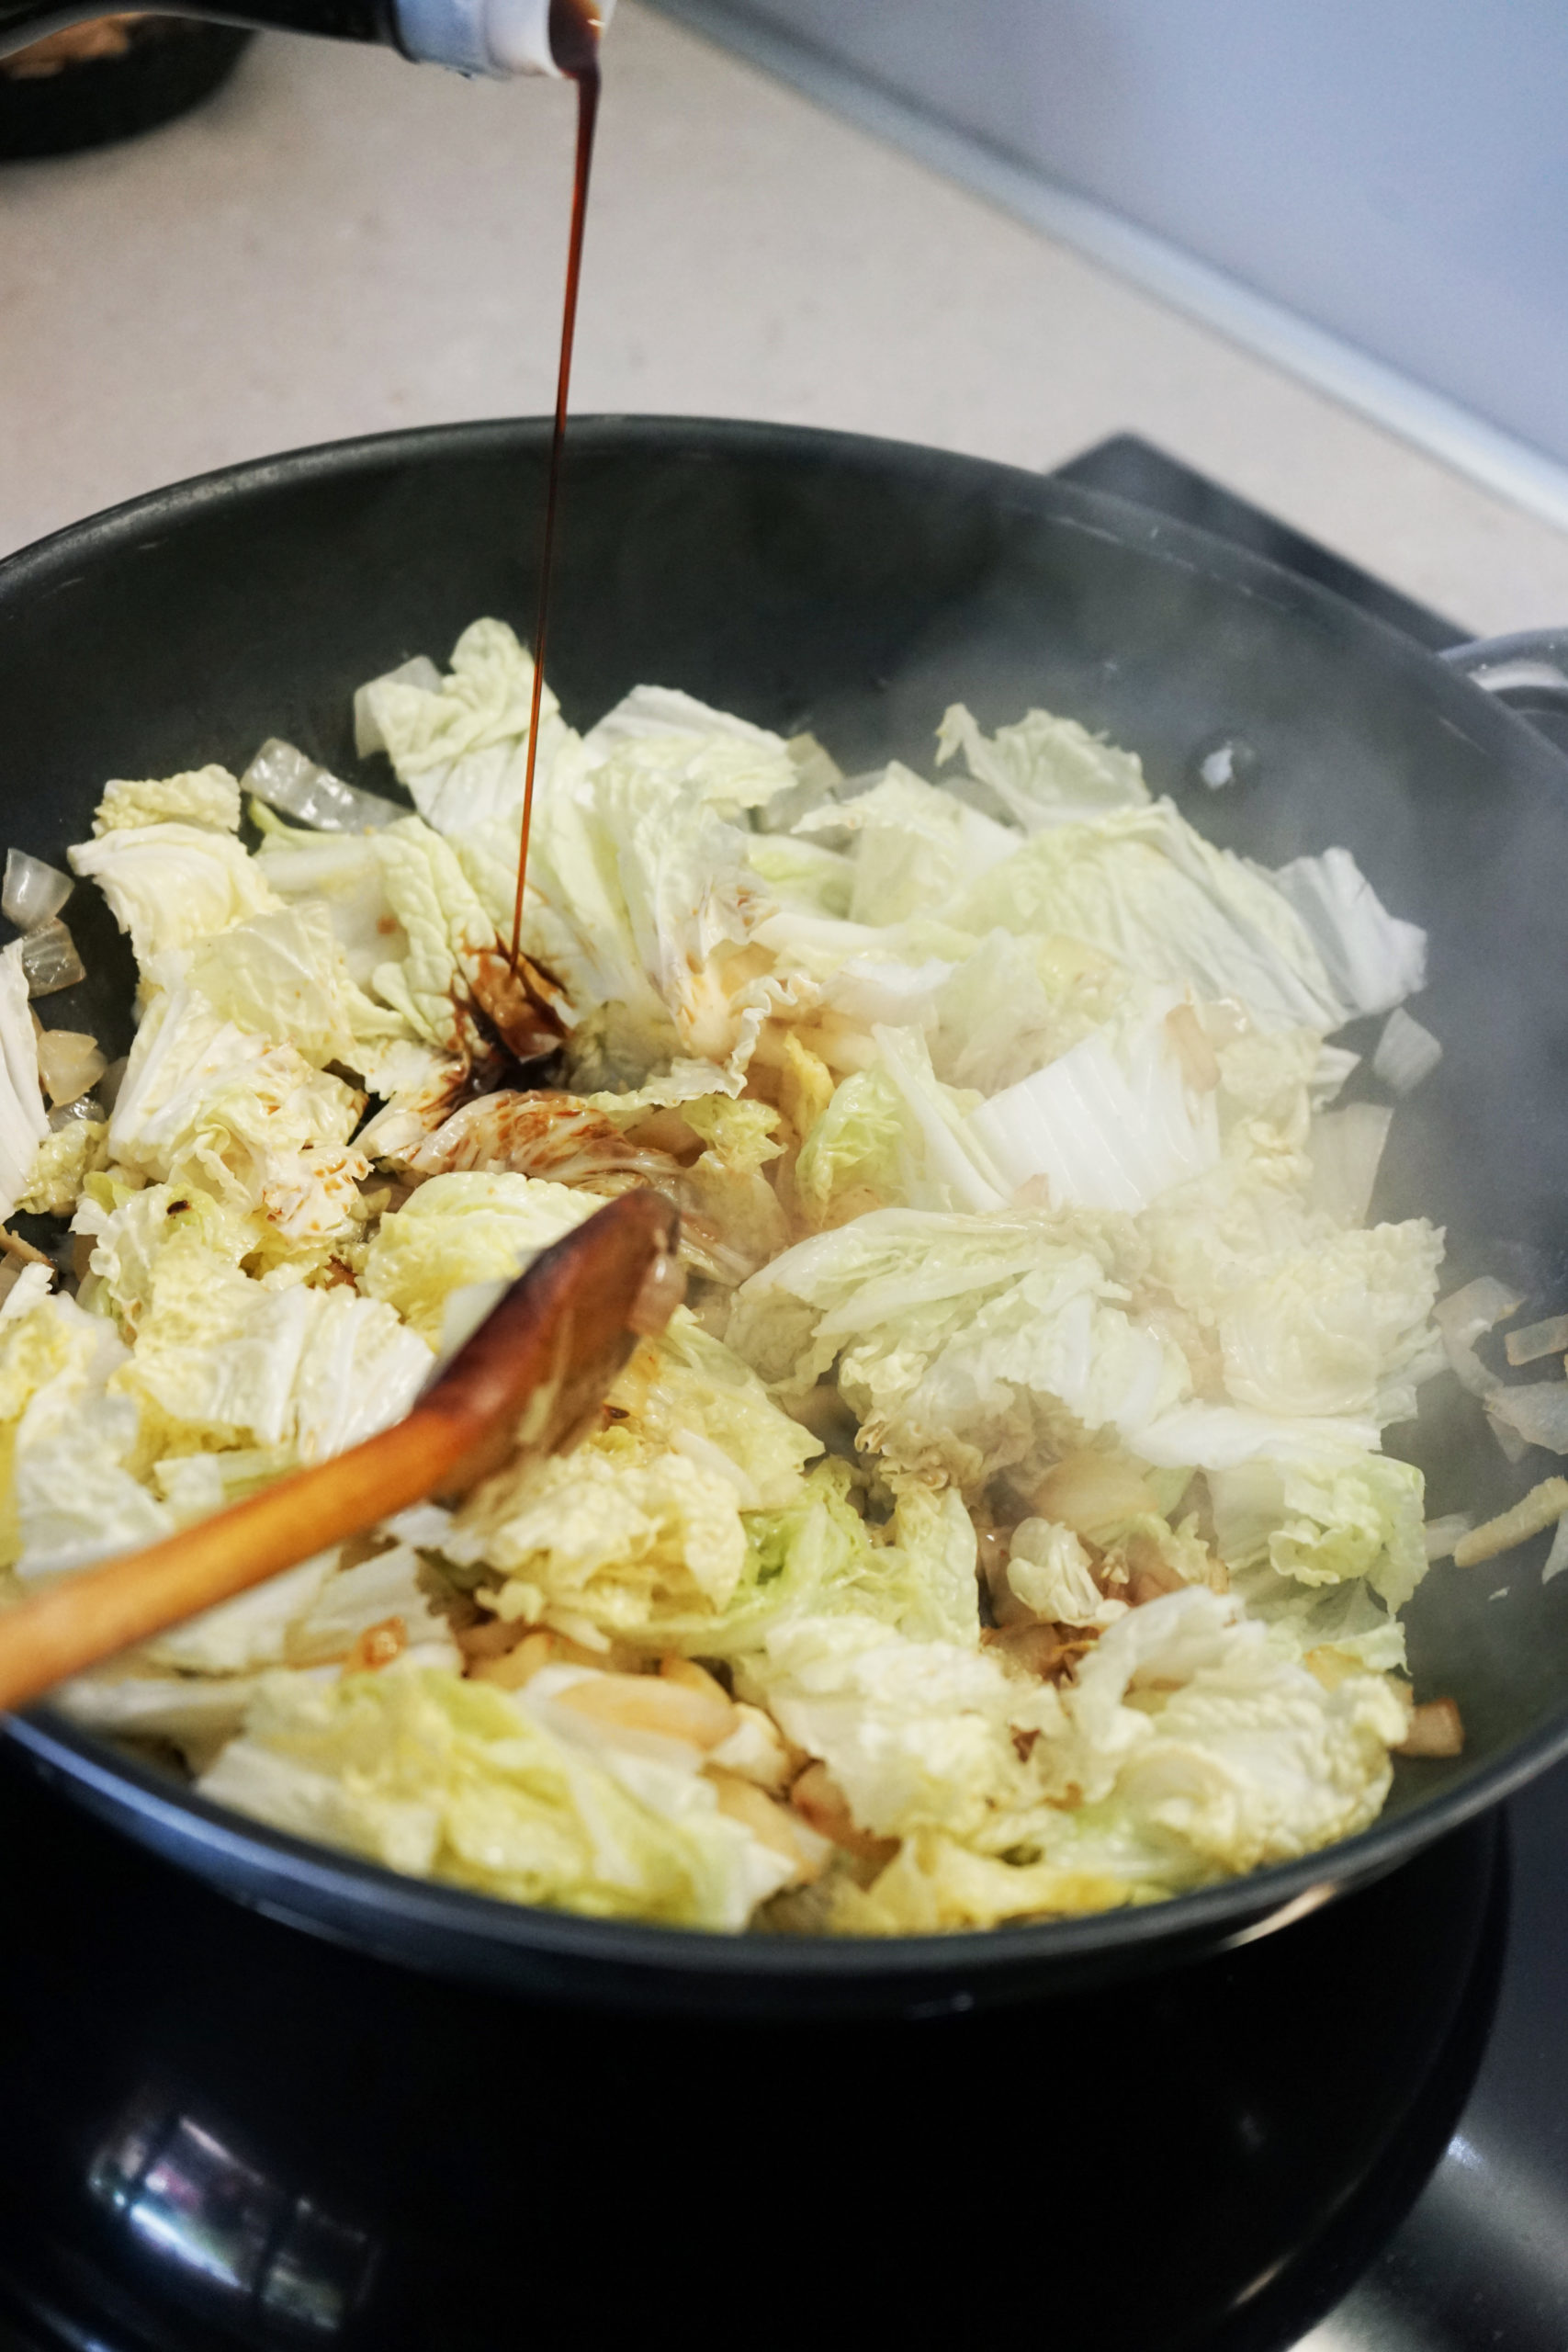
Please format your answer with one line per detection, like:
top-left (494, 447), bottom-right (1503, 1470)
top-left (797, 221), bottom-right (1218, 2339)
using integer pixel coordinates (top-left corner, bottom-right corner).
top-left (1439, 628), bottom-right (1568, 715)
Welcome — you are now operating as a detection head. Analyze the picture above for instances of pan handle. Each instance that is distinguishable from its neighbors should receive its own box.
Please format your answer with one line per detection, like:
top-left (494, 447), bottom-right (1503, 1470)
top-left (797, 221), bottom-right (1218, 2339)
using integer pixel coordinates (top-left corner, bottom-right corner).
top-left (1440, 628), bottom-right (1568, 716)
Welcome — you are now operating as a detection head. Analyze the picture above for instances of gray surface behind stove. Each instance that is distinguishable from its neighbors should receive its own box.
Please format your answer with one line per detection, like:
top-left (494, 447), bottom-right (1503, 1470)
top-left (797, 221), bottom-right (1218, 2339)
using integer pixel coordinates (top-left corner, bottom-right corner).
top-left (691, 0), bottom-right (1568, 488)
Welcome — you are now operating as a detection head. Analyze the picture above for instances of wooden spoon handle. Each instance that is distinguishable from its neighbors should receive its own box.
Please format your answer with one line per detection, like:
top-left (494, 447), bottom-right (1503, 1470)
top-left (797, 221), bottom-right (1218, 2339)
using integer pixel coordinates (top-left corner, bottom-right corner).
top-left (0, 1190), bottom-right (681, 1715)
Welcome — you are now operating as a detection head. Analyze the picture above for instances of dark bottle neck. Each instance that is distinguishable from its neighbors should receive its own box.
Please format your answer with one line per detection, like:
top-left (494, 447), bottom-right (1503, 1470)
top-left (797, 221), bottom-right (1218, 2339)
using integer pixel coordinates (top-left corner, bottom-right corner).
top-left (0, 0), bottom-right (400, 59)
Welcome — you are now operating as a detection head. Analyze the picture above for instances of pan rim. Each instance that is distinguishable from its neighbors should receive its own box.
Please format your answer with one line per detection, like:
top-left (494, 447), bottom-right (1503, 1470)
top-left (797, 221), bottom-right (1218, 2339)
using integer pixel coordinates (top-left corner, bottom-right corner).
top-left (5, 410), bottom-right (1565, 2001)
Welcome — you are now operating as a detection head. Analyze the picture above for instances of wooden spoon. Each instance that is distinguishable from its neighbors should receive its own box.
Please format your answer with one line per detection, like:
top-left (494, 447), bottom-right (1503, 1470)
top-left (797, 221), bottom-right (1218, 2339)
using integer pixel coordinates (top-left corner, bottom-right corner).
top-left (0, 1189), bottom-right (682, 1714)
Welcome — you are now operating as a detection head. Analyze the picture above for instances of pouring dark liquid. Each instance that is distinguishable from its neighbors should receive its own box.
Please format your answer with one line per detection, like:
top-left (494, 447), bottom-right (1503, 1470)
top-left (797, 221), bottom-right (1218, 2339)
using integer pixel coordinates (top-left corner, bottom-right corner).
top-left (508, 0), bottom-right (604, 969)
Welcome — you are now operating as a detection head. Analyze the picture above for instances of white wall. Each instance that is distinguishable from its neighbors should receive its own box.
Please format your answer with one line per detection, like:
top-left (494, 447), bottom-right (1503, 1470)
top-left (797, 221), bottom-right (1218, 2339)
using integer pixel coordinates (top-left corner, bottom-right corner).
top-left (718, 0), bottom-right (1568, 470)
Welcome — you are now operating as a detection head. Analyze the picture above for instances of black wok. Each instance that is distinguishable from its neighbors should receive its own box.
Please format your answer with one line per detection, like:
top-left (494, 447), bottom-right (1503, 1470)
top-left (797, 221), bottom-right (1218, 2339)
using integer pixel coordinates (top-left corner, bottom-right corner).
top-left (3, 415), bottom-right (1565, 2020)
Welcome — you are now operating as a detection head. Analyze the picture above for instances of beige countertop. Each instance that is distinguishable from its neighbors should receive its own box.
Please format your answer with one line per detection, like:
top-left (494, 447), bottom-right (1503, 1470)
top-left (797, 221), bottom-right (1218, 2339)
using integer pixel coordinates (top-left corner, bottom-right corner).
top-left (6, 0), bottom-right (1568, 636)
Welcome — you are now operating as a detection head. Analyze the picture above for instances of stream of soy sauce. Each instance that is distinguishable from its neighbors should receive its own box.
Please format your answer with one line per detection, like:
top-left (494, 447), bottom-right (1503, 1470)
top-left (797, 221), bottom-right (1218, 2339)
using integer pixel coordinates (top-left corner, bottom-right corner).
top-left (507, 0), bottom-right (604, 971)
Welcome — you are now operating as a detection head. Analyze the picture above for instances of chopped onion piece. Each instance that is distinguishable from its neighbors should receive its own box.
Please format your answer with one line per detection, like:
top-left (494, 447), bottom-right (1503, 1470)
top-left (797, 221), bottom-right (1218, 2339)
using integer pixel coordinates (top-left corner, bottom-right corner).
top-left (242, 739), bottom-right (401, 832)
top-left (353, 657), bottom-right (442, 756)
top-left (1423, 1513), bottom-right (1472, 1561)
top-left (19, 917), bottom-right (85, 998)
top-left (1485, 1382), bottom-right (1568, 1454)
top-left (1434, 1275), bottom-right (1524, 1397)
top-left (48, 1093), bottom-right (101, 1133)
top-left (1487, 1410), bottom-right (1530, 1464)
top-left (1396, 1698), bottom-right (1463, 1758)
top-left (2, 849), bottom-right (72, 933)
top-left (36, 1028), bottom-right (105, 1109)
top-left (1307, 1102), bottom-right (1392, 1228)
top-left (0, 1227), bottom-right (51, 1268)
top-left (1504, 1313), bottom-right (1568, 1367)
top-left (1452, 1476), bottom-right (1568, 1566)
top-left (1372, 1005), bottom-right (1443, 1096)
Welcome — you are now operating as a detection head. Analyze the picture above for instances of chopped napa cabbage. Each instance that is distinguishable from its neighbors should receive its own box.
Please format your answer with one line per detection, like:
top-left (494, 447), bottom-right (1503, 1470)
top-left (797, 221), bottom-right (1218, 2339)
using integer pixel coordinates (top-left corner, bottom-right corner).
top-left (1130, 1401), bottom-right (1382, 1474)
top-left (358, 619), bottom-right (576, 837)
top-left (1006, 1517), bottom-right (1127, 1629)
top-left (449, 1442), bottom-right (755, 1650)
top-left (1225, 1562), bottom-right (1409, 1678)
top-left (252, 823), bottom-right (409, 988)
top-left (356, 1170), bottom-right (595, 1344)
top-left (583, 708), bottom-right (799, 818)
top-left (14, 1389), bottom-right (171, 1584)
top-left (728, 1206), bottom-right (1190, 1489)
top-left (19, 1117), bottom-right (108, 1217)
top-left (929, 929), bottom-right (1129, 1096)
top-left (818, 954), bottom-right (953, 1032)
top-left (1024, 1587), bottom-right (1405, 1875)
top-left (0, 1293), bottom-right (173, 1580)
top-left (0, 1263), bottom-right (55, 1327)
top-left (54, 1668), bottom-right (265, 1770)
top-left (442, 1310), bottom-right (824, 1646)
top-left (1208, 1439), bottom-right (1427, 1611)
top-left (798, 1585), bottom-right (1412, 1928)
top-left (368, 815), bottom-right (552, 1060)
top-left (829, 1831), bottom-right (1134, 1934)
top-left (354, 654), bottom-right (442, 752)
top-left (197, 1663), bottom-right (795, 1929)
top-left (1268, 845), bottom-right (1427, 1022)
top-left (582, 681), bottom-right (790, 775)
top-left (288, 1544), bottom-right (459, 1666)
top-left (1373, 1004), bottom-right (1443, 1096)
top-left (936, 702), bottom-right (1149, 830)
top-left (741, 1610), bottom-right (1044, 1842)
top-left (143, 1550), bottom-right (341, 1674)
top-left (189, 903), bottom-right (407, 1071)
top-left (37, 648), bottom-right (1452, 1945)
top-left (106, 974), bottom-right (370, 1250)
top-left (968, 989), bottom-right (1221, 1212)
top-left (794, 1066), bottom-right (906, 1226)
top-left (636, 1310), bottom-right (823, 1510)
top-left (870, 1024), bottom-right (1011, 1212)
top-left (942, 802), bottom-right (1413, 1034)
top-left (1211, 1220), bottom-right (1444, 1424)
top-left (69, 823), bottom-right (279, 966)
top-left (800, 765), bottom-right (1017, 924)
top-left (449, 1379), bottom-right (977, 1659)
top-left (672, 1092), bottom-right (790, 1276)
top-left (74, 1182), bottom-right (246, 1333)
top-left (745, 833), bottom-right (853, 918)
top-left (109, 1224), bottom-right (431, 1458)
top-left (94, 766), bottom-right (241, 835)
top-left (352, 1042), bottom-right (470, 1164)
top-left (517, 735), bottom-right (791, 1088)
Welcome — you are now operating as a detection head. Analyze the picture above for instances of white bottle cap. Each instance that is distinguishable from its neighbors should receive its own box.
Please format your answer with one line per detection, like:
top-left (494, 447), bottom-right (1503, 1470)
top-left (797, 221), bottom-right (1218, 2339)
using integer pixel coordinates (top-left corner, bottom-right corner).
top-left (395, 0), bottom-right (614, 78)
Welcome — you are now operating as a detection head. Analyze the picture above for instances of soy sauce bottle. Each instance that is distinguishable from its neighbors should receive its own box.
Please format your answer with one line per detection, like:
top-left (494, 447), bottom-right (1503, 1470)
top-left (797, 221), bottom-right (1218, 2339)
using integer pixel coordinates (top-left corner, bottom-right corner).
top-left (0, 0), bottom-right (610, 76)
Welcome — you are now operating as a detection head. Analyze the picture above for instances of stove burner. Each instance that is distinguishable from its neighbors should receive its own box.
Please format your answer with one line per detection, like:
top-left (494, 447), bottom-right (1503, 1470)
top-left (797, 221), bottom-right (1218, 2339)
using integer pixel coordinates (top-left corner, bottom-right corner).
top-left (0, 1739), bottom-right (1506, 2351)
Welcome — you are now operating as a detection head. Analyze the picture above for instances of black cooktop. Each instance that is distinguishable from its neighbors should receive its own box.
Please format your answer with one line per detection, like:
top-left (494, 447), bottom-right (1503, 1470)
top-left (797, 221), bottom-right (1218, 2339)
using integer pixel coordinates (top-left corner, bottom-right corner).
top-left (0, 436), bottom-right (1564, 2352)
